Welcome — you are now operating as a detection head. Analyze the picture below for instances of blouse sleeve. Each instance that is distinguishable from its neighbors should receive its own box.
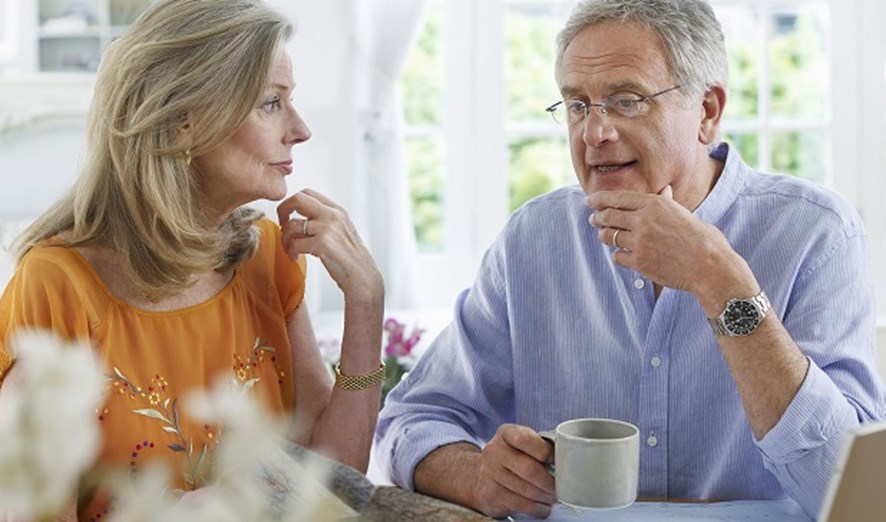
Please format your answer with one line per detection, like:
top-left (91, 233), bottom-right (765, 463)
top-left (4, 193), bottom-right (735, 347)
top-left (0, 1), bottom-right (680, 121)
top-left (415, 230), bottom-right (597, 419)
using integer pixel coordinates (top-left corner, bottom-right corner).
top-left (259, 219), bottom-right (307, 320)
top-left (0, 248), bottom-right (96, 383)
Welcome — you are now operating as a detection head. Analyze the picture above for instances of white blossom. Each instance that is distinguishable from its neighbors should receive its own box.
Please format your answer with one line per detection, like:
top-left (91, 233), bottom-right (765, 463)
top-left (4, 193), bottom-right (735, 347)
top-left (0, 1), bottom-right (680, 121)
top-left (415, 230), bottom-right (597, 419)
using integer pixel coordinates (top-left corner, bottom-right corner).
top-left (0, 330), bottom-right (105, 519)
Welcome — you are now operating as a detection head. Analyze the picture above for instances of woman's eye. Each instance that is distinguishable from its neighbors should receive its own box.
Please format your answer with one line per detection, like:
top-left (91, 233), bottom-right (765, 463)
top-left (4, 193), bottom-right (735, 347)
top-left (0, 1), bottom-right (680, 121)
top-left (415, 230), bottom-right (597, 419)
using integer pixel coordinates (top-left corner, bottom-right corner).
top-left (262, 97), bottom-right (281, 112)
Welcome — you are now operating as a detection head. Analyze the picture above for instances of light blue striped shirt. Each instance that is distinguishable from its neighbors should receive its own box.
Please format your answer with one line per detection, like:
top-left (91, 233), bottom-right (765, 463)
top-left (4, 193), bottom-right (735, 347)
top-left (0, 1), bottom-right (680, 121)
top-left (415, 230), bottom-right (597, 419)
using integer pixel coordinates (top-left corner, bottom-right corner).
top-left (374, 143), bottom-right (886, 517)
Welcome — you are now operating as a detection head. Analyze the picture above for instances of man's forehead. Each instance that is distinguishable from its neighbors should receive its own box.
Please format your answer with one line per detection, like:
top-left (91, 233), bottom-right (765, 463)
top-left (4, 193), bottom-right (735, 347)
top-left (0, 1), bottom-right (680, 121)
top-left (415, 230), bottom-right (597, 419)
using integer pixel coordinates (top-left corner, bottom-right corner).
top-left (556, 23), bottom-right (672, 92)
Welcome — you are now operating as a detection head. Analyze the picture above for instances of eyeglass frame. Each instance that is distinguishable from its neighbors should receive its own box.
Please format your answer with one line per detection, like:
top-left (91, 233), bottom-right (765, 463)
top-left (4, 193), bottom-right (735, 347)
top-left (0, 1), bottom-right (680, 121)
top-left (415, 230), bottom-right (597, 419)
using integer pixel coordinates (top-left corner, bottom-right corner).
top-left (545, 85), bottom-right (682, 125)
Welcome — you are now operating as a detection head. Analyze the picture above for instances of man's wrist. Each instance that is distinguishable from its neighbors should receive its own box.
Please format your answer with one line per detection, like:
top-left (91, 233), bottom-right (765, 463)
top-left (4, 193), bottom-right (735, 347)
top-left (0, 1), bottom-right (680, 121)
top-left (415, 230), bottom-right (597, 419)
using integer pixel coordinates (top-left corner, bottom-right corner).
top-left (691, 254), bottom-right (759, 317)
top-left (414, 442), bottom-right (482, 509)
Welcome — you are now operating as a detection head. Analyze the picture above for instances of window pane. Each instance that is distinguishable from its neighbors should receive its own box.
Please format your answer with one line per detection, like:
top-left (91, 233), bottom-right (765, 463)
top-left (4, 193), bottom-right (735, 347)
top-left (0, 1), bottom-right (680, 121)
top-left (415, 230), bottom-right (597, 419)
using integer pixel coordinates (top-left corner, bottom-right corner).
top-left (769, 5), bottom-right (828, 119)
top-left (724, 133), bottom-right (759, 168)
top-left (718, 6), bottom-right (761, 122)
top-left (771, 130), bottom-right (827, 183)
top-left (504, 2), bottom-right (571, 125)
top-left (402, 4), bottom-right (446, 251)
top-left (407, 137), bottom-right (446, 252)
top-left (403, 5), bottom-right (444, 126)
top-left (508, 136), bottom-right (572, 212)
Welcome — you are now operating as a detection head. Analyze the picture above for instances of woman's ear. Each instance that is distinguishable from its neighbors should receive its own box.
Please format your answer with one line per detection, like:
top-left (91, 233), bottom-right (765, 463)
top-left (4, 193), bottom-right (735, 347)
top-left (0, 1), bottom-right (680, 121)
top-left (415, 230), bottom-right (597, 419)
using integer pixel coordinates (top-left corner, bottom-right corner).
top-left (178, 117), bottom-right (192, 141)
top-left (698, 84), bottom-right (726, 145)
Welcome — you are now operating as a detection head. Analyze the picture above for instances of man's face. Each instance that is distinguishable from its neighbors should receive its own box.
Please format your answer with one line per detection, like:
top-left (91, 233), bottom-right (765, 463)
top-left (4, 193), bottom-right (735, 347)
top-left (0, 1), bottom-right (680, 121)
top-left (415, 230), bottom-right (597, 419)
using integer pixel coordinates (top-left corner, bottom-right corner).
top-left (557, 21), bottom-right (708, 197)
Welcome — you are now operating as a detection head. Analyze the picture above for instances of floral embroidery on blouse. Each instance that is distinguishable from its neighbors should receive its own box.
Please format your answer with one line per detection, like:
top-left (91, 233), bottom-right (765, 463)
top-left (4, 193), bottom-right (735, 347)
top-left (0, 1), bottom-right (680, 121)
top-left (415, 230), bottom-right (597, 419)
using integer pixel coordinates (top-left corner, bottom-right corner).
top-left (233, 337), bottom-right (285, 386)
top-left (110, 367), bottom-right (215, 490)
top-left (104, 337), bottom-right (281, 491)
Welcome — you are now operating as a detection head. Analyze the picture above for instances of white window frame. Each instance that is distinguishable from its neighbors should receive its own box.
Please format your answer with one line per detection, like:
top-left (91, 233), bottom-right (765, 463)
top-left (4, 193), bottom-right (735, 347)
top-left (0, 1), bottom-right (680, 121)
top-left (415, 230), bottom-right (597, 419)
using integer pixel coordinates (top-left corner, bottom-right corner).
top-left (409, 0), bottom-right (886, 318)
top-left (0, 0), bottom-right (18, 62)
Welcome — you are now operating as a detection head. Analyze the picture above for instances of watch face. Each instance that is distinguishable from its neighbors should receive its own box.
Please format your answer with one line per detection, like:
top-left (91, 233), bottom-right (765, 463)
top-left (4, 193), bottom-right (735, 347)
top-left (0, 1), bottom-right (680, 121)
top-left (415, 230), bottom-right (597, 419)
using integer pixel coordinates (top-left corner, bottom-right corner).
top-left (724, 300), bottom-right (761, 335)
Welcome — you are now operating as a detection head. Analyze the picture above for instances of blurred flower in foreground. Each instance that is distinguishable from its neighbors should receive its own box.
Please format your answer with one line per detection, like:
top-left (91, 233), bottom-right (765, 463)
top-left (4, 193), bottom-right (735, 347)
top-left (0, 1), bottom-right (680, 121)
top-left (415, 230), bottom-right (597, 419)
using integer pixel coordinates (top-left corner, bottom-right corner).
top-left (0, 333), bottom-right (352, 521)
top-left (0, 330), bottom-right (105, 520)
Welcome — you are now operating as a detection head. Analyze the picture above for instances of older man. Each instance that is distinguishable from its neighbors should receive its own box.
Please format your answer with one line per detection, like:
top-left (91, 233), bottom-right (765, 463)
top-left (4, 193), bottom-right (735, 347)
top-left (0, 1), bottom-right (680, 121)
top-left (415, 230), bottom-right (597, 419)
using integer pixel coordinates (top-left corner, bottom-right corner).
top-left (375, 0), bottom-right (886, 518)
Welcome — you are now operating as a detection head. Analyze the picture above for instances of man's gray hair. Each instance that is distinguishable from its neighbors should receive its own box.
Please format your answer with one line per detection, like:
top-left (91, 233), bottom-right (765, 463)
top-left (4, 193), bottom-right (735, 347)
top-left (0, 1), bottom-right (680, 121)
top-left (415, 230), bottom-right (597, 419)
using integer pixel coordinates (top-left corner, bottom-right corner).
top-left (556, 0), bottom-right (728, 96)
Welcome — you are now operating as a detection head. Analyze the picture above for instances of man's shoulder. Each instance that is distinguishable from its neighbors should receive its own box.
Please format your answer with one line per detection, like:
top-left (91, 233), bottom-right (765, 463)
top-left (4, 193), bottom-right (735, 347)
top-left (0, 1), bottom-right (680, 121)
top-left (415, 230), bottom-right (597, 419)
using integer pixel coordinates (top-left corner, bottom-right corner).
top-left (509, 185), bottom-right (587, 220)
top-left (740, 171), bottom-right (862, 232)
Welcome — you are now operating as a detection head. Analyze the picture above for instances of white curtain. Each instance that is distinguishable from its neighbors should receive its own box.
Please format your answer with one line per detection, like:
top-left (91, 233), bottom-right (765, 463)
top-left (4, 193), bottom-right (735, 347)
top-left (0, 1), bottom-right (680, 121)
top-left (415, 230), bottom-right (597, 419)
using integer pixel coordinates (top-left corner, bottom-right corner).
top-left (354, 0), bottom-right (430, 309)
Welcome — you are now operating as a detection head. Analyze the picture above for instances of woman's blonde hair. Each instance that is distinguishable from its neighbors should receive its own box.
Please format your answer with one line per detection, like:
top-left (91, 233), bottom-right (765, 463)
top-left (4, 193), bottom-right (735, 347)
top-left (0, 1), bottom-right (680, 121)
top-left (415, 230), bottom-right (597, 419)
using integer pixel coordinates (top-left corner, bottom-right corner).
top-left (13, 0), bottom-right (293, 300)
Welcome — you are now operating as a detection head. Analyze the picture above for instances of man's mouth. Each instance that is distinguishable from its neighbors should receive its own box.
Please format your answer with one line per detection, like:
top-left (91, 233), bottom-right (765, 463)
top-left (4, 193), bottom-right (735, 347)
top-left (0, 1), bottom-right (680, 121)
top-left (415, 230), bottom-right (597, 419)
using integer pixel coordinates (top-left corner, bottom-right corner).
top-left (591, 161), bottom-right (636, 174)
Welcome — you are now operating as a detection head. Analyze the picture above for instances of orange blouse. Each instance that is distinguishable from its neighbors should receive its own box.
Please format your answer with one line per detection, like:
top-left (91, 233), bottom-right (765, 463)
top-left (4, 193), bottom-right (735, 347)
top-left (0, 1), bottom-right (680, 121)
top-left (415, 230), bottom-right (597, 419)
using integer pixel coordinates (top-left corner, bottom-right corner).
top-left (0, 218), bottom-right (306, 520)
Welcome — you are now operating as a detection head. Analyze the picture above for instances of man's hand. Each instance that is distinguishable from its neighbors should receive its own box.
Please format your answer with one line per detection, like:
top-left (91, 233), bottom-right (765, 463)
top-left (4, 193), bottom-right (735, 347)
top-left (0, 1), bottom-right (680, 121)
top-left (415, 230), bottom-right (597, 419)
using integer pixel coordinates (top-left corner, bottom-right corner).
top-left (414, 424), bottom-right (556, 519)
top-left (587, 186), bottom-right (754, 312)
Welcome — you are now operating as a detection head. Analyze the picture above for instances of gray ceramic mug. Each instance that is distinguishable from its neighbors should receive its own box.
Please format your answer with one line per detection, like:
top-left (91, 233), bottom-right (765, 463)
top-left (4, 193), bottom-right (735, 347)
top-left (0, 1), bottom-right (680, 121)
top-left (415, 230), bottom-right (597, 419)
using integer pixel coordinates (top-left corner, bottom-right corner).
top-left (540, 418), bottom-right (639, 510)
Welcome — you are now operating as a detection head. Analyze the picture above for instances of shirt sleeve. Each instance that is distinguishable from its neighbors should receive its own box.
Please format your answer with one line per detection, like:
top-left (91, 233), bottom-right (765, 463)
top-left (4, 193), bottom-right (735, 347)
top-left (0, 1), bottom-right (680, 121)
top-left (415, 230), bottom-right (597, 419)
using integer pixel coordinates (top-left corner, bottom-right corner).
top-left (374, 239), bottom-right (515, 491)
top-left (755, 232), bottom-right (886, 516)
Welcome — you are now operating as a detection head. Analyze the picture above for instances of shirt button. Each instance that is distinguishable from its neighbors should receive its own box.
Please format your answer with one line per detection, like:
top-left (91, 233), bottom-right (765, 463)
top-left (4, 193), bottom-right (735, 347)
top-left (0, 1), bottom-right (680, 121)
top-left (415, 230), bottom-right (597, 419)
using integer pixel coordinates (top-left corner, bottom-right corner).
top-left (647, 435), bottom-right (658, 447)
top-left (634, 278), bottom-right (645, 289)
top-left (650, 356), bottom-right (662, 368)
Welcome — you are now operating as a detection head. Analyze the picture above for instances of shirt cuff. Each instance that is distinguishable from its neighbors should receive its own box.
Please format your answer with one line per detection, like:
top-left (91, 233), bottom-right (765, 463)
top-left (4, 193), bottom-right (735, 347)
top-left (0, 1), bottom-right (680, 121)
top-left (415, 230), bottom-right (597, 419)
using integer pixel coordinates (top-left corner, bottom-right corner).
top-left (756, 357), bottom-right (855, 464)
top-left (385, 420), bottom-right (480, 491)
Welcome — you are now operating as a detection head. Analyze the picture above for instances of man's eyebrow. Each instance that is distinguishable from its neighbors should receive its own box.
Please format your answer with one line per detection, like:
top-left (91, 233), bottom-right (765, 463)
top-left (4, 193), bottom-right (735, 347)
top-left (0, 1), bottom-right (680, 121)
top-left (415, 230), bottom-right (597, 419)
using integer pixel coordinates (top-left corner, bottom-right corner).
top-left (559, 80), bottom-right (648, 98)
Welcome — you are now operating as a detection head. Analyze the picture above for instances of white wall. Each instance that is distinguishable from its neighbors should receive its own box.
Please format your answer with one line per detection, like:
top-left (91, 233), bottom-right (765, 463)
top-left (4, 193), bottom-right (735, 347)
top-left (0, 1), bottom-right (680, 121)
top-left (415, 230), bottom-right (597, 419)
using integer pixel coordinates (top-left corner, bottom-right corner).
top-left (271, 0), bottom-right (363, 315)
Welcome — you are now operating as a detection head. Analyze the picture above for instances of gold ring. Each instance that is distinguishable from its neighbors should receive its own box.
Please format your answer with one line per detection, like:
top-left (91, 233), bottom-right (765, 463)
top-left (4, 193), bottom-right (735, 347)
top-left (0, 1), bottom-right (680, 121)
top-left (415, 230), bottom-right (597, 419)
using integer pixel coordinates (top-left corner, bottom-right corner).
top-left (613, 229), bottom-right (621, 249)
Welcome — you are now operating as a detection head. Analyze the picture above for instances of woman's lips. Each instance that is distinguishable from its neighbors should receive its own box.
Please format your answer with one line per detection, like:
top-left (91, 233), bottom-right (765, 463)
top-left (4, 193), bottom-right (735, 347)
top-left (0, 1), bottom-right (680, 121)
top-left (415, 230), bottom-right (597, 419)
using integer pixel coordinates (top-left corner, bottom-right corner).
top-left (273, 160), bottom-right (293, 175)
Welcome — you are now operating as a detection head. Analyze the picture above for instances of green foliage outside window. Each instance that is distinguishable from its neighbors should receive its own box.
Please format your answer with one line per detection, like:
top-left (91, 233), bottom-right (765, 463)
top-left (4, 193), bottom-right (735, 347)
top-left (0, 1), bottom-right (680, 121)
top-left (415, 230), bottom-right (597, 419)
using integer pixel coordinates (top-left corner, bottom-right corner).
top-left (505, 6), bottom-right (571, 212)
top-left (508, 137), bottom-right (572, 213)
top-left (406, 137), bottom-right (445, 252)
top-left (402, 7), bottom-right (444, 126)
top-left (402, 7), bottom-right (445, 250)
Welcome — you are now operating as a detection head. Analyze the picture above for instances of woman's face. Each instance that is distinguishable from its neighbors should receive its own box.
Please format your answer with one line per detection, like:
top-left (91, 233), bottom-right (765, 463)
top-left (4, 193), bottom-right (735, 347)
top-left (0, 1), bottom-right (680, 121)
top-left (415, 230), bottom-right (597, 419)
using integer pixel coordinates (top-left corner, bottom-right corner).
top-left (195, 50), bottom-right (311, 221)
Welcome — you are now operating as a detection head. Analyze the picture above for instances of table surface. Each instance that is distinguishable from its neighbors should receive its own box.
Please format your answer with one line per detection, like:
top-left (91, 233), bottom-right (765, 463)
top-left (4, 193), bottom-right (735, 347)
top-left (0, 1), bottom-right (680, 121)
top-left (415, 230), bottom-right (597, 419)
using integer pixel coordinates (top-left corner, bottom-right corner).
top-left (510, 499), bottom-right (811, 521)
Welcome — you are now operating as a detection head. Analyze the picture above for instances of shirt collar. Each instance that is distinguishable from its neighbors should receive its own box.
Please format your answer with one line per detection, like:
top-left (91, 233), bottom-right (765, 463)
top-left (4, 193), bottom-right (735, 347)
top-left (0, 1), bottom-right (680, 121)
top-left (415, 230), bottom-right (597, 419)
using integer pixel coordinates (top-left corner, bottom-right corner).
top-left (692, 142), bottom-right (751, 224)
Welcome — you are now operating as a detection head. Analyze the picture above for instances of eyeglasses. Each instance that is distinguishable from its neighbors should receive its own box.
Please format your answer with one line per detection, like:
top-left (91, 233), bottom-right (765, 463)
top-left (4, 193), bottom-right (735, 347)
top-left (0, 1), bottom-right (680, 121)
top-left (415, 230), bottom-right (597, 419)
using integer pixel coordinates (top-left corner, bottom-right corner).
top-left (545, 85), bottom-right (681, 125)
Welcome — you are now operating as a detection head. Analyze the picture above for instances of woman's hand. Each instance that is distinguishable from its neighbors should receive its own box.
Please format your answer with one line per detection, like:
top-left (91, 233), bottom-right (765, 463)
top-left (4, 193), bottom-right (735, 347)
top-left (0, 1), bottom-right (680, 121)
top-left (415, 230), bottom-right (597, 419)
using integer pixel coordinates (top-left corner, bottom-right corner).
top-left (279, 189), bottom-right (384, 472)
top-left (277, 189), bottom-right (383, 305)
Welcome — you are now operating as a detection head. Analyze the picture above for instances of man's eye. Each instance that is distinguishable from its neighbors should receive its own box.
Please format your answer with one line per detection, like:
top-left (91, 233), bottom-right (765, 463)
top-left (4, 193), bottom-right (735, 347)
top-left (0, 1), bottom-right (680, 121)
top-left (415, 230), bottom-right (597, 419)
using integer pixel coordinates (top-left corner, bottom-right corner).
top-left (566, 101), bottom-right (586, 113)
top-left (613, 98), bottom-right (637, 109)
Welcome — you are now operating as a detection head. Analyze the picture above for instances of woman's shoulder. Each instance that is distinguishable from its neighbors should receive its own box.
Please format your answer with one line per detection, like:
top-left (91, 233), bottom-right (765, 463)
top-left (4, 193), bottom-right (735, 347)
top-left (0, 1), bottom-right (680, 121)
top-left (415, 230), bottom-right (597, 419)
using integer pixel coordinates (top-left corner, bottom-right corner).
top-left (14, 243), bottom-right (106, 298)
top-left (20, 242), bottom-right (89, 276)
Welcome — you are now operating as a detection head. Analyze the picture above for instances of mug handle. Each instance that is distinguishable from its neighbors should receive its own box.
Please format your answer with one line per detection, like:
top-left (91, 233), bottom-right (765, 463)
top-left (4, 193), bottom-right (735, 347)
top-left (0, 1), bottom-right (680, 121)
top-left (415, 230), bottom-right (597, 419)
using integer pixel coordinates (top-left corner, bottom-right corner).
top-left (539, 430), bottom-right (556, 475)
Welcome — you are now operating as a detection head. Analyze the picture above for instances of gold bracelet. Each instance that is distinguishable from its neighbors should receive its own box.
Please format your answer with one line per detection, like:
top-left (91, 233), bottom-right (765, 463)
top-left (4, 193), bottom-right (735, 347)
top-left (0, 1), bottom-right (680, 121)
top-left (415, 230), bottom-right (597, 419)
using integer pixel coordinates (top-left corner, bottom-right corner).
top-left (334, 361), bottom-right (386, 391)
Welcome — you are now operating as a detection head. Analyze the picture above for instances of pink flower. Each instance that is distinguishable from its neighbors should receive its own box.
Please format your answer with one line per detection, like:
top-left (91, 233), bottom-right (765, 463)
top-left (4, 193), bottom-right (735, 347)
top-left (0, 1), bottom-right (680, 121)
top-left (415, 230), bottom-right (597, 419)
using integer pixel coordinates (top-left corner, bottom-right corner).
top-left (383, 317), bottom-right (424, 358)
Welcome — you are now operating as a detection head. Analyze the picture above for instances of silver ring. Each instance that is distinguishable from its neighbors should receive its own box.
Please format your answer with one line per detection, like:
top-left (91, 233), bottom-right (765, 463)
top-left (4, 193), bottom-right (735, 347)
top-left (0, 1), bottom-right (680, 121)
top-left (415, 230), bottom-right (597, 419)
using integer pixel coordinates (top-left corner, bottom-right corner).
top-left (612, 229), bottom-right (621, 249)
top-left (302, 218), bottom-right (310, 237)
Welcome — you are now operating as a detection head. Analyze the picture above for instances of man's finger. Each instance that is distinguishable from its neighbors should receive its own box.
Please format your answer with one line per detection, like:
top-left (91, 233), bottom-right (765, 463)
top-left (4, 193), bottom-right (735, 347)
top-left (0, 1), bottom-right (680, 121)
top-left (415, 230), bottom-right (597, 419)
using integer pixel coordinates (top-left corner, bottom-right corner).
top-left (587, 190), bottom-right (645, 211)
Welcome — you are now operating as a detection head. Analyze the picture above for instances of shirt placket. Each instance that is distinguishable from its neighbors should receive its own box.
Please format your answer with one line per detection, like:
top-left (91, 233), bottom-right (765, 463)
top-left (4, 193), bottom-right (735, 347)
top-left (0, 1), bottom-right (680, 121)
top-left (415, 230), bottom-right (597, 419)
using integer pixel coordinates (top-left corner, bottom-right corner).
top-left (633, 271), bottom-right (675, 498)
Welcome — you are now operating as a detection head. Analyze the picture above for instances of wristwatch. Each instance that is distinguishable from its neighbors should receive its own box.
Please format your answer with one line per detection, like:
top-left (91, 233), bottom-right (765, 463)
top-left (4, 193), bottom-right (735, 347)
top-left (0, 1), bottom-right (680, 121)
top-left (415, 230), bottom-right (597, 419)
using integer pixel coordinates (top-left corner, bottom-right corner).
top-left (708, 291), bottom-right (770, 337)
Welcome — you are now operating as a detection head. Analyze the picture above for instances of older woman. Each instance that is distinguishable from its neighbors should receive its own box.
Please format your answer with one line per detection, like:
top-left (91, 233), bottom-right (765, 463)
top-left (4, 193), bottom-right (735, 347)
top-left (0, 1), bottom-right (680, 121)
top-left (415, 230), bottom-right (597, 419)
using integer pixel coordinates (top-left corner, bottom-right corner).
top-left (0, 0), bottom-right (383, 518)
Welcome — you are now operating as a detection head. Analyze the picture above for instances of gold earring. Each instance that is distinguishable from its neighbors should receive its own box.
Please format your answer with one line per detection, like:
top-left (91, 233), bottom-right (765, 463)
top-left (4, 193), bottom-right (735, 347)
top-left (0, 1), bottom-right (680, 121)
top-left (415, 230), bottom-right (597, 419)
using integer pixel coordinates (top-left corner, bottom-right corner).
top-left (185, 149), bottom-right (192, 166)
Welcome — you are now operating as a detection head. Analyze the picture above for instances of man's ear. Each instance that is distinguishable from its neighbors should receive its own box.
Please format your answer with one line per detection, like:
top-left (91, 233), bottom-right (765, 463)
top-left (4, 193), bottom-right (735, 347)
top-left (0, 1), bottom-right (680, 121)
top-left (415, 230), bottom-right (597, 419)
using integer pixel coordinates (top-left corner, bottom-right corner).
top-left (698, 84), bottom-right (726, 145)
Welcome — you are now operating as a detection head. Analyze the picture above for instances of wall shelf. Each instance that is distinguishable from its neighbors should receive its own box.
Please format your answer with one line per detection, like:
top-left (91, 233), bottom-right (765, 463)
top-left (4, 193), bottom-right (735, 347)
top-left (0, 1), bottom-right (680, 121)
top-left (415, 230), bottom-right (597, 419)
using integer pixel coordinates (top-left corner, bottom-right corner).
top-left (37, 0), bottom-right (154, 73)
